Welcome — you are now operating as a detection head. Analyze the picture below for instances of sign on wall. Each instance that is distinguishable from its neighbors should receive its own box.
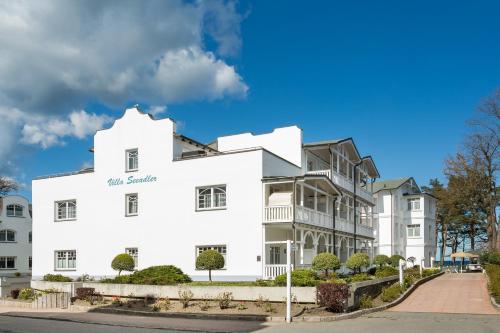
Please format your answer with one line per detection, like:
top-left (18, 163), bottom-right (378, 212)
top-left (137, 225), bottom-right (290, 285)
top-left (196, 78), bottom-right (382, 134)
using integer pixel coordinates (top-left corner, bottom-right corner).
top-left (107, 175), bottom-right (157, 186)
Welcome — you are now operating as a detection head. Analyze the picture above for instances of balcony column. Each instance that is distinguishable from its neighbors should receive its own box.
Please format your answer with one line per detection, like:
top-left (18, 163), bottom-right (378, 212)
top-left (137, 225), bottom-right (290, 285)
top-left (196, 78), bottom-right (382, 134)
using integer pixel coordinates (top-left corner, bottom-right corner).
top-left (299, 229), bottom-right (304, 265)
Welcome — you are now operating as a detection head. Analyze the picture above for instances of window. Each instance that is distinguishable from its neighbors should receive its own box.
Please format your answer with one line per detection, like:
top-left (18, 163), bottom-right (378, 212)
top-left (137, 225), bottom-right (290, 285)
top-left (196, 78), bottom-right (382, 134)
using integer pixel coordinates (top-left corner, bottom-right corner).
top-left (196, 245), bottom-right (226, 268)
top-left (407, 198), bottom-right (420, 211)
top-left (270, 246), bottom-right (281, 265)
top-left (29, 256), bottom-right (32, 270)
top-left (6, 204), bottom-right (23, 217)
top-left (196, 185), bottom-right (226, 210)
top-left (126, 193), bottom-right (138, 216)
top-left (0, 229), bottom-right (16, 242)
top-left (407, 224), bottom-right (421, 238)
top-left (126, 149), bottom-right (139, 172)
top-left (55, 200), bottom-right (76, 221)
top-left (29, 231), bottom-right (32, 243)
top-left (0, 257), bottom-right (15, 269)
top-left (55, 250), bottom-right (76, 270)
top-left (126, 248), bottom-right (138, 268)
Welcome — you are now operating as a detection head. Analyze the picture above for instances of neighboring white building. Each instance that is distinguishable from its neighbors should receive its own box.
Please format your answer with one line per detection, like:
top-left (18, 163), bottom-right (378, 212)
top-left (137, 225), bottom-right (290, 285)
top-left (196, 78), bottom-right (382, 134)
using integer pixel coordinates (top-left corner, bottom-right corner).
top-left (0, 195), bottom-right (33, 275)
top-left (372, 178), bottom-right (437, 266)
top-left (32, 106), bottom-right (379, 281)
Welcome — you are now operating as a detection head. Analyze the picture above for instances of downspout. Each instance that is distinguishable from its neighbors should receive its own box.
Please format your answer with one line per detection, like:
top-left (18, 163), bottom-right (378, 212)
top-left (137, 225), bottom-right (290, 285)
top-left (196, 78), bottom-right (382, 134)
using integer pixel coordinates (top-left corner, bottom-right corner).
top-left (292, 177), bottom-right (297, 268)
top-left (390, 189), bottom-right (394, 256)
top-left (353, 161), bottom-right (362, 253)
top-left (332, 197), bottom-right (337, 255)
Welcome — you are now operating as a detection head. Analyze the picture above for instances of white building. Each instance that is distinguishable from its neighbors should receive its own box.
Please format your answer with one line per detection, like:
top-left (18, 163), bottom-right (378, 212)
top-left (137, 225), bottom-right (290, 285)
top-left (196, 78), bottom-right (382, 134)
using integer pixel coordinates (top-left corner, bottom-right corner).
top-left (0, 195), bottom-right (33, 275)
top-left (372, 178), bottom-right (437, 266)
top-left (32, 106), bottom-right (379, 281)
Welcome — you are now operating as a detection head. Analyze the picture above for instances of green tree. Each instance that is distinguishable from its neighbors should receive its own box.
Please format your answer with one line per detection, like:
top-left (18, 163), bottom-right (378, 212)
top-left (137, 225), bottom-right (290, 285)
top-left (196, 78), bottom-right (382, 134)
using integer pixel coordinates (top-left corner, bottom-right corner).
top-left (312, 253), bottom-right (340, 277)
top-left (346, 253), bottom-right (370, 274)
top-left (374, 254), bottom-right (391, 268)
top-left (111, 253), bottom-right (135, 276)
top-left (195, 249), bottom-right (224, 282)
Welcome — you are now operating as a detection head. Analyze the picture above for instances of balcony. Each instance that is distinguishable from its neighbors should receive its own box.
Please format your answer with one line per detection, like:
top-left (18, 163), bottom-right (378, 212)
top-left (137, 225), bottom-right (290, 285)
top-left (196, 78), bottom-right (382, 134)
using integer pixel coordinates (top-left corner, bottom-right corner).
top-left (263, 205), bottom-right (374, 238)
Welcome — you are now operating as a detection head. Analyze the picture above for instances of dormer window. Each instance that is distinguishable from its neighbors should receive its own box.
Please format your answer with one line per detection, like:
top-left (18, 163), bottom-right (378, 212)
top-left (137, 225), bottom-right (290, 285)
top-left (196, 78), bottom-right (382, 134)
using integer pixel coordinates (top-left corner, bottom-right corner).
top-left (126, 149), bottom-right (139, 172)
top-left (6, 204), bottom-right (24, 217)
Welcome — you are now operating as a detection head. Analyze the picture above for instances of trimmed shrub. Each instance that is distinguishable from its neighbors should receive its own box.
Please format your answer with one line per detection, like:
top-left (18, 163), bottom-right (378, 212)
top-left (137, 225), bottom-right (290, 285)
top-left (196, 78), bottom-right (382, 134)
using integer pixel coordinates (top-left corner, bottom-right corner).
top-left (375, 266), bottom-right (399, 278)
top-left (374, 254), bottom-right (391, 268)
top-left (480, 251), bottom-right (500, 265)
top-left (390, 255), bottom-right (406, 267)
top-left (316, 283), bottom-right (349, 312)
top-left (19, 288), bottom-right (36, 300)
top-left (43, 274), bottom-right (72, 282)
top-left (312, 253), bottom-right (341, 277)
top-left (349, 273), bottom-right (372, 283)
top-left (422, 268), bottom-right (440, 277)
top-left (381, 283), bottom-right (402, 302)
top-left (275, 269), bottom-right (319, 286)
top-left (195, 250), bottom-right (225, 282)
top-left (485, 264), bottom-right (500, 302)
top-left (346, 253), bottom-right (370, 274)
top-left (10, 289), bottom-right (20, 299)
top-left (75, 287), bottom-right (95, 300)
top-left (111, 253), bottom-right (135, 276)
top-left (101, 265), bottom-right (191, 285)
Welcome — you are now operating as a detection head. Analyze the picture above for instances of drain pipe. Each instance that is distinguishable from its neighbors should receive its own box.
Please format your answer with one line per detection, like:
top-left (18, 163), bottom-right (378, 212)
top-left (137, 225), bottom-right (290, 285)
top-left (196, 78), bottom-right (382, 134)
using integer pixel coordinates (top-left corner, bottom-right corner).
top-left (292, 177), bottom-right (297, 269)
top-left (332, 197), bottom-right (337, 255)
top-left (353, 161), bottom-right (363, 253)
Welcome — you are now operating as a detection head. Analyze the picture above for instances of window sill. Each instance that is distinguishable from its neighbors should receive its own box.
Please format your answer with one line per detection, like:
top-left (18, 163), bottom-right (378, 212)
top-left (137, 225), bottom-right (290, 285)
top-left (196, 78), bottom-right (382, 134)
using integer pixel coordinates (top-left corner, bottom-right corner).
top-left (6, 216), bottom-right (25, 218)
top-left (196, 207), bottom-right (227, 212)
top-left (54, 269), bottom-right (76, 271)
top-left (0, 268), bottom-right (17, 270)
top-left (54, 219), bottom-right (77, 222)
top-left (125, 214), bottom-right (138, 217)
top-left (126, 169), bottom-right (139, 173)
top-left (0, 241), bottom-right (17, 243)
top-left (407, 236), bottom-right (422, 239)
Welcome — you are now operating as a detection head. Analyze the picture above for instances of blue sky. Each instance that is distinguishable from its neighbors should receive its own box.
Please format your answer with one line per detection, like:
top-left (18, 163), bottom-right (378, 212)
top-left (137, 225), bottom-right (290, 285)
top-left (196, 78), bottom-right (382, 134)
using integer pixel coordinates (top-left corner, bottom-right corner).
top-left (3, 1), bottom-right (500, 201)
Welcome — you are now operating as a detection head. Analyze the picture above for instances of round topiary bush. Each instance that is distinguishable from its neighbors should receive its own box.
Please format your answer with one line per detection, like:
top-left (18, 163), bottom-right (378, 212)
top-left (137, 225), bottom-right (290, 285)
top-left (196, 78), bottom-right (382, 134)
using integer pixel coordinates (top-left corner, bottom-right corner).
top-left (111, 253), bottom-right (135, 276)
top-left (195, 250), bottom-right (225, 282)
top-left (390, 255), bottom-right (406, 267)
top-left (374, 266), bottom-right (399, 278)
top-left (374, 254), bottom-right (391, 268)
top-left (275, 269), bottom-right (319, 286)
top-left (346, 253), bottom-right (370, 274)
top-left (312, 253), bottom-right (341, 277)
top-left (101, 265), bottom-right (192, 285)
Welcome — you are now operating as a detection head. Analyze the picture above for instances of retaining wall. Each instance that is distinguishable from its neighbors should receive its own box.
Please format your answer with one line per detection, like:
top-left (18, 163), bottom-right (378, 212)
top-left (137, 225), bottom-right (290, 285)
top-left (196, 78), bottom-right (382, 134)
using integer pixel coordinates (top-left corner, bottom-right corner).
top-left (0, 277), bottom-right (31, 297)
top-left (348, 275), bottom-right (399, 310)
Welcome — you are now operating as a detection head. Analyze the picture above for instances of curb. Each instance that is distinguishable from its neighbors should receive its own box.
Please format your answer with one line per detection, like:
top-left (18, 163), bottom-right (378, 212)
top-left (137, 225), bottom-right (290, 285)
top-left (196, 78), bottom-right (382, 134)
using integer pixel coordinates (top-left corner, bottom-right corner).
top-left (490, 296), bottom-right (500, 309)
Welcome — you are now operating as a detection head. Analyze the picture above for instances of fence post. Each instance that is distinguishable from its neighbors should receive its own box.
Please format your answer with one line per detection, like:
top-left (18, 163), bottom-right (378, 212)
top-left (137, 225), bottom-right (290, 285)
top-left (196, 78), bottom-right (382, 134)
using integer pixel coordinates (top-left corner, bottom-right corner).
top-left (399, 259), bottom-right (405, 287)
top-left (286, 239), bottom-right (292, 323)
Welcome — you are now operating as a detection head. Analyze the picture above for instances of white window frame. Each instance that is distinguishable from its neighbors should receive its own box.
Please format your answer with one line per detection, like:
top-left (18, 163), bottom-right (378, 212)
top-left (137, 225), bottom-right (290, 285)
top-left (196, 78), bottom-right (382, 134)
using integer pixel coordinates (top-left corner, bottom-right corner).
top-left (125, 247), bottom-right (139, 268)
top-left (0, 229), bottom-right (16, 242)
top-left (6, 204), bottom-right (24, 217)
top-left (195, 245), bottom-right (227, 269)
top-left (55, 200), bottom-right (77, 221)
top-left (126, 148), bottom-right (139, 172)
top-left (54, 250), bottom-right (77, 271)
top-left (125, 193), bottom-right (138, 216)
top-left (0, 257), bottom-right (16, 270)
top-left (407, 224), bottom-right (421, 238)
top-left (407, 198), bottom-right (421, 211)
top-left (196, 185), bottom-right (227, 211)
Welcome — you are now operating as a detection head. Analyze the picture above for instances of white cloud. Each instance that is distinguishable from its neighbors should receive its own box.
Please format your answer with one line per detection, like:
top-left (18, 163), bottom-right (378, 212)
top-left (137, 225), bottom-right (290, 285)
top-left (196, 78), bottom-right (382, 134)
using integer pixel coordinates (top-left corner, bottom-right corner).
top-left (0, 0), bottom-right (248, 173)
top-left (147, 105), bottom-right (168, 116)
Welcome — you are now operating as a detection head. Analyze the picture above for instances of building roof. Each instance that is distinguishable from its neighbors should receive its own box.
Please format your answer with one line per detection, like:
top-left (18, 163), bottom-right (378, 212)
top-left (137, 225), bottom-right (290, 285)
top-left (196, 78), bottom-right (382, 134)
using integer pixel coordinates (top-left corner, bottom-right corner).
top-left (303, 139), bottom-right (343, 147)
top-left (371, 177), bottom-right (413, 193)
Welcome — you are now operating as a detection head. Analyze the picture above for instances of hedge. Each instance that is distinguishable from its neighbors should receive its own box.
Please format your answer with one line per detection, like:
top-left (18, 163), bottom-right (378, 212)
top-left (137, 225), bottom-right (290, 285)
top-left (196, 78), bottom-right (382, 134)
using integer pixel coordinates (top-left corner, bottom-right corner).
top-left (316, 283), bottom-right (349, 312)
top-left (101, 265), bottom-right (191, 285)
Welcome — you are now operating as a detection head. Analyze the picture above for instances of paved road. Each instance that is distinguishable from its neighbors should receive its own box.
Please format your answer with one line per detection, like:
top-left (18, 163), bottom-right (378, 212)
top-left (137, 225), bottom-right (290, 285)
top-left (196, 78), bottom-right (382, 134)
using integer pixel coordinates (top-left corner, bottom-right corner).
top-left (390, 272), bottom-right (498, 314)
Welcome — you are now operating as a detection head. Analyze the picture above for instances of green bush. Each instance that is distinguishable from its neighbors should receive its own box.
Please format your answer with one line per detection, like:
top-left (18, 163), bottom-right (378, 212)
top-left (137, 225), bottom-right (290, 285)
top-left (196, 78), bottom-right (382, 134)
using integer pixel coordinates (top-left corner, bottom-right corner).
top-left (312, 253), bottom-right (341, 277)
top-left (19, 288), bottom-right (36, 300)
top-left (374, 254), bottom-right (391, 268)
top-left (381, 283), bottom-right (402, 302)
top-left (359, 295), bottom-right (373, 309)
top-left (485, 264), bottom-right (500, 302)
top-left (101, 265), bottom-right (191, 285)
top-left (346, 253), bottom-right (370, 273)
top-left (43, 274), bottom-right (72, 282)
top-left (195, 250), bottom-right (225, 282)
top-left (422, 268), bottom-right (440, 277)
top-left (390, 255), bottom-right (405, 267)
top-left (275, 269), bottom-right (319, 286)
top-left (348, 273), bottom-right (372, 283)
top-left (111, 253), bottom-right (135, 276)
top-left (375, 266), bottom-right (399, 278)
top-left (480, 251), bottom-right (500, 265)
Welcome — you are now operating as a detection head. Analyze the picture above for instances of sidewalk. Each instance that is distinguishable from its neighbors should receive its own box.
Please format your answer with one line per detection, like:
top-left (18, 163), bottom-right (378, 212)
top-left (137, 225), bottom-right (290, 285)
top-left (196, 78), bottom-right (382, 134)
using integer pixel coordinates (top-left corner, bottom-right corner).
top-left (389, 272), bottom-right (499, 314)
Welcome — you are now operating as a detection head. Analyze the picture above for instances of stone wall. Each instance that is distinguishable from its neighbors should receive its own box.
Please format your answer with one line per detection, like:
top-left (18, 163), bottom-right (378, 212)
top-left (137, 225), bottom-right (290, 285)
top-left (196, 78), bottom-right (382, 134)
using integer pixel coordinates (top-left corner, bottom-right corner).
top-left (0, 277), bottom-right (31, 297)
top-left (348, 275), bottom-right (399, 310)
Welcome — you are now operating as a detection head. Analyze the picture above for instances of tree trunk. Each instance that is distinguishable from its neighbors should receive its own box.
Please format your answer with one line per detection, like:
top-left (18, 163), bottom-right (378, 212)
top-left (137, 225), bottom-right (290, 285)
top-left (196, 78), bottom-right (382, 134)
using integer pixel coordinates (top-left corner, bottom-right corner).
top-left (439, 225), bottom-right (447, 266)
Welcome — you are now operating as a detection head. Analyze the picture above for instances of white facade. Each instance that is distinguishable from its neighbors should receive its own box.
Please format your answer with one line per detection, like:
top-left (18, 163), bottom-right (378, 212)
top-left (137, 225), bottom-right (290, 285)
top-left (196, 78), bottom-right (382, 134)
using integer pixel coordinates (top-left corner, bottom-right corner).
top-left (372, 178), bottom-right (437, 267)
top-left (0, 195), bottom-right (32, 275)
top-left (33, 107), bottom-right (380, 281)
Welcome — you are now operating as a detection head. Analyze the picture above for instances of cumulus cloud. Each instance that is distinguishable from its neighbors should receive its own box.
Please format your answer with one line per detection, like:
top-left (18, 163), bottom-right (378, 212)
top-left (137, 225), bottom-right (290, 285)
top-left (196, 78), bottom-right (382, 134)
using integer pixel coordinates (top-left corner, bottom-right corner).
top-left (0, 0), bottom-right (248, 173)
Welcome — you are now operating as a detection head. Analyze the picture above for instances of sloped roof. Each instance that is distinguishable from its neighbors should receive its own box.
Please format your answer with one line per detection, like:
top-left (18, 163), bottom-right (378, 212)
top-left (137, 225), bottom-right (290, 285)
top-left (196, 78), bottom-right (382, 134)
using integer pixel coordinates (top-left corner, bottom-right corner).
top-left (372, 177), bottom-right (412, 193)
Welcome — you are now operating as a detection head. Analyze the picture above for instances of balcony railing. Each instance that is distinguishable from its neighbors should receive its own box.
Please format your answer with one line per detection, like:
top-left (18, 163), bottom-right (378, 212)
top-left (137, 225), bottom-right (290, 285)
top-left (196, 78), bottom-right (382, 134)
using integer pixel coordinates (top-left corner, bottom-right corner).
top-left (264, 205), bottom-right (374, 238)
top-left (264, 264), bottom-right (293, 279)
top-left (306, 169), bottom-right (331, 179)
